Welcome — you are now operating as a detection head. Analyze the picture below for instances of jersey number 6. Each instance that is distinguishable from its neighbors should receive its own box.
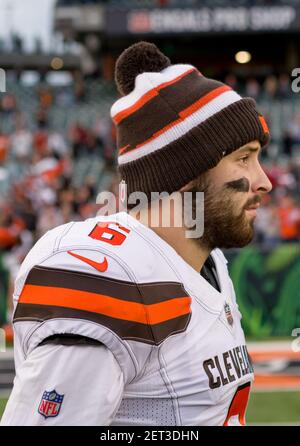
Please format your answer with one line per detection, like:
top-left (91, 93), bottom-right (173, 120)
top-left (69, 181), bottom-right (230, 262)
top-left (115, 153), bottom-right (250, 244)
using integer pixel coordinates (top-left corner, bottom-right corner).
top-left (89, 222), bottom-right (131, 246)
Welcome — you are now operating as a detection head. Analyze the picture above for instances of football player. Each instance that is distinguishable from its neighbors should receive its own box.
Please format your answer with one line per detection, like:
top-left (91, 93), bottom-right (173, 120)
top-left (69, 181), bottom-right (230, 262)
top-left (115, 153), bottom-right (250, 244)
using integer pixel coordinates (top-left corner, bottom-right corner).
top-left (1, 42), bottom-right (272, 425)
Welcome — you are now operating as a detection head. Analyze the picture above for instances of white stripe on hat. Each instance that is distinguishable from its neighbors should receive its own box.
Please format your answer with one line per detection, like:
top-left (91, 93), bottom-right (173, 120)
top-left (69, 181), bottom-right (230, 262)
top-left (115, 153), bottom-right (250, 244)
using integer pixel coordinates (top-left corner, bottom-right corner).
top-left (111, 64), bottom-right (196, 119)
top-left (118, 90), bottom-right (242, 165)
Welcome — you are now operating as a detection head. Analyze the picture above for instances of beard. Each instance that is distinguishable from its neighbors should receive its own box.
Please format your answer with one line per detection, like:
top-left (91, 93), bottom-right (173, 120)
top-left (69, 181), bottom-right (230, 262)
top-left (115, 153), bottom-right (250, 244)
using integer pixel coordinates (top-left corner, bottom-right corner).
top-left (183, 174), bottom-right (259, 250)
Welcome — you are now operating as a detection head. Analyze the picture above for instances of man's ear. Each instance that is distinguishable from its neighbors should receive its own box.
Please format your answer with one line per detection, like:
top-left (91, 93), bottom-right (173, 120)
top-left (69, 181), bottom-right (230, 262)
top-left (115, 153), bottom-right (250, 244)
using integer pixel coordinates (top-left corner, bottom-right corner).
top-left (179, 179), bottom-right (194, 192)
top-left (179, 185), bottom-right (187, 192)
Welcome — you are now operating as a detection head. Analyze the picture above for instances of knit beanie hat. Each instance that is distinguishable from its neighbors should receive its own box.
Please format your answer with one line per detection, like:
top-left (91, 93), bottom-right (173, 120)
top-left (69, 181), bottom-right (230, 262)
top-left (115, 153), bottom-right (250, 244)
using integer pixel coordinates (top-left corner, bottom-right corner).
top-left (111, 42), bottom-right (270, 199)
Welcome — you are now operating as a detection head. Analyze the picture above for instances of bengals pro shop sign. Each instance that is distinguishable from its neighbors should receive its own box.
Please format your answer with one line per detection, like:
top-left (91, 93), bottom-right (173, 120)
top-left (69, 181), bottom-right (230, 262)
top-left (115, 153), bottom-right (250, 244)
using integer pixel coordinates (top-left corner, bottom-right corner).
top-left (105, 5), bottom-right (299, 36)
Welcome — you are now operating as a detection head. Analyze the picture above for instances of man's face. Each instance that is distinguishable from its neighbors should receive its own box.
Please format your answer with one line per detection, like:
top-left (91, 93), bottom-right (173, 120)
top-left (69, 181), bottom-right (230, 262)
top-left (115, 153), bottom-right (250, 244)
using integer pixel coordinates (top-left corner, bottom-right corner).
top-left (183, 140), bottom-right (273, 249)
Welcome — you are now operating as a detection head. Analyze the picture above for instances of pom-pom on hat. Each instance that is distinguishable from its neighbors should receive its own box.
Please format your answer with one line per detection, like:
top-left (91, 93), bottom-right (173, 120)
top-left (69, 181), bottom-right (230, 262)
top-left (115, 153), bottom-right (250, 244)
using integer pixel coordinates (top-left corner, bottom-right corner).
top-left (111, 41), bottom-right (270, 199)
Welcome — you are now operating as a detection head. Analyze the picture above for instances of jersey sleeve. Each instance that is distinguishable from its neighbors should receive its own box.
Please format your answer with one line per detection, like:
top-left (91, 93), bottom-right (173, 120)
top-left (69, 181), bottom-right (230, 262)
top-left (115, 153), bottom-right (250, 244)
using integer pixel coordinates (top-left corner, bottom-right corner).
top-left (12, 244), bottom-right (151, 384)
top-left (0, 343), bottom-right (124, 426)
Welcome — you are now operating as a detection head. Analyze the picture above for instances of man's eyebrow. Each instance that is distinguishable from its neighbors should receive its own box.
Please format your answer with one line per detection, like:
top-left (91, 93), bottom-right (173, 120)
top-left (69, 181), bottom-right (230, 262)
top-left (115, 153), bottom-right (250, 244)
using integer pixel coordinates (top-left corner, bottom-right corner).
top-left (237, 145), bottom-right (261, 154)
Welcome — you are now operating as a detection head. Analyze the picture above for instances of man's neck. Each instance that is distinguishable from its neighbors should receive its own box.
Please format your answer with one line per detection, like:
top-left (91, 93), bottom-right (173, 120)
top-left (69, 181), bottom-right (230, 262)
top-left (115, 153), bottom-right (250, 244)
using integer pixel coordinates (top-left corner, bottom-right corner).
top-left (129, 207), bottom-right (211, 273)
top-left (152, 225), bottom-right (211, 272)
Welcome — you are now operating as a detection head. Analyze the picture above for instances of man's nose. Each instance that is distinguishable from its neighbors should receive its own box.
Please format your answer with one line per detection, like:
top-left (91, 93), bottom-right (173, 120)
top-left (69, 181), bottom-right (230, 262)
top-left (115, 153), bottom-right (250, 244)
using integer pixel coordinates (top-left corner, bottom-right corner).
top-left (251, 164), bottom-right (273, 194)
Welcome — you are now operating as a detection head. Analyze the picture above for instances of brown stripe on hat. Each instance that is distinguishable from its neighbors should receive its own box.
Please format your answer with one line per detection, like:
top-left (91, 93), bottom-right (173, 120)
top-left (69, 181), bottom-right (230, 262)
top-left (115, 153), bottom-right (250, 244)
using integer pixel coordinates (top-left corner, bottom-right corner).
top-left (117, 73), bottom-right (225, 152)
top-left (13, 303), bottom-right (191, 345)
top-left (113, 67), bottom-right (197, 124)
top-left (25, 266), bottom-right (188, 305)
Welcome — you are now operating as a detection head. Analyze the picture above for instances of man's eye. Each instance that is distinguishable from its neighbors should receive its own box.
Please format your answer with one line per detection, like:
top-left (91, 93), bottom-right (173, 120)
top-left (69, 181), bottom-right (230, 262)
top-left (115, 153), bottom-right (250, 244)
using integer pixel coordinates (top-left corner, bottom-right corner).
top-left (239, 155), bottom-right (249, 164)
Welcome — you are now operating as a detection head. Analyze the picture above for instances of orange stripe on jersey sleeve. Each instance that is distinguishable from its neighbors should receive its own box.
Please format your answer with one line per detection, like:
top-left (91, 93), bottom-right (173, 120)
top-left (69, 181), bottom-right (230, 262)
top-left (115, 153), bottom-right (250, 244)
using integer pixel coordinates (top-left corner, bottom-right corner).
top-left (19, 284), bottom-right (191, 325)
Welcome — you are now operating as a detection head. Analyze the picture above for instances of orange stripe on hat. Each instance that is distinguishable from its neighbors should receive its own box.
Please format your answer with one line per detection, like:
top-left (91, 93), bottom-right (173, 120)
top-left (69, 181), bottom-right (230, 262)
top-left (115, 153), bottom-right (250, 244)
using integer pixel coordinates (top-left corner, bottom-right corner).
top-left (119, 84), bottom-right (231, 156)
top-left (179, 85), bottom-right (231, 119)
top-left (19, 284), bottom-right (191, 325)
top-left (259, 115), bottom-right (269, 134)
top-left (113, 68), bottom-right (196, 125)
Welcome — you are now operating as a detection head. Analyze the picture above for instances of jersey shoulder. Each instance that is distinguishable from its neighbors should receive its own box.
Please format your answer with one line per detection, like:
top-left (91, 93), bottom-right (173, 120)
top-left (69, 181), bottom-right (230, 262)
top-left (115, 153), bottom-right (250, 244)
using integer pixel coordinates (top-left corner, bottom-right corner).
top-left (13, 213), bottom-right (191, 372)
top-left (14, 212), bottom-right (175, 295)
top-left (55, 212), bottom-right (179, 284)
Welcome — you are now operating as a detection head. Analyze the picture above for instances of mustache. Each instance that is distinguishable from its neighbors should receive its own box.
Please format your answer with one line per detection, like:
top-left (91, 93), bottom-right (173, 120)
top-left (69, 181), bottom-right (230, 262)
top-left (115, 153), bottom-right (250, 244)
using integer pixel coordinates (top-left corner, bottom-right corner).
top-left (244, 195), bottom-right (261, 209)
top-left (223, 177), bottom-right (261, 209)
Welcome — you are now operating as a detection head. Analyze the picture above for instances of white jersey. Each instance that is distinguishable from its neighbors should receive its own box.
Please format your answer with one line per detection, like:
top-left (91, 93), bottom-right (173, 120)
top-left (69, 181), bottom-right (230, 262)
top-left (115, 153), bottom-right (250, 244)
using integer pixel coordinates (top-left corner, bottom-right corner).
top-left (1, 212), bottom-right (254, 426)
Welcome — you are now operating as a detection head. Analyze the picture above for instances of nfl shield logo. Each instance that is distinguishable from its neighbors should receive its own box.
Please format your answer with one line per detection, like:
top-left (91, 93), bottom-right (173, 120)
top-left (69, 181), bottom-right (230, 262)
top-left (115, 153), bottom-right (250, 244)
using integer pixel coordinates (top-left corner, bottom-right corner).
top-left (38, 389), bottom-right (64, 419)
top-left (224, 302), bottom-right (234, 326)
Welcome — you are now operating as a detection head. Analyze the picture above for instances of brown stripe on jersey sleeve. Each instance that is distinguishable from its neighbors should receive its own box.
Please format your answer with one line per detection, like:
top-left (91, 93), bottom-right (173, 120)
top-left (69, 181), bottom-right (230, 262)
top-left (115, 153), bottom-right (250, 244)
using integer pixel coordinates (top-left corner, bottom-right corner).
top-left (14, 304), bottom-right (191, 345)
top-left (14, 266), bottom-right (191, 345)
top-left (26, 266), bottom-right (186, 304)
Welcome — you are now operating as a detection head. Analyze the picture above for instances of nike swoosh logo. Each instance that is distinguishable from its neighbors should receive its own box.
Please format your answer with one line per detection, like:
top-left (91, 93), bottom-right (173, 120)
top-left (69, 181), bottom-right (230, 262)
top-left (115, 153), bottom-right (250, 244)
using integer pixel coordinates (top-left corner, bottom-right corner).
top-left (67, 251), bottom-right (108, 273)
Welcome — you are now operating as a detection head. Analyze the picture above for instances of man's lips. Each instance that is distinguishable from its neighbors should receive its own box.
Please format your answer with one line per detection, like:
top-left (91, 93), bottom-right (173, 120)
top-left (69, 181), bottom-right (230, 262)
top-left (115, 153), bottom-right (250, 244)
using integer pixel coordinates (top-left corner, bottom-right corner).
top-left (245, 203), bottom-right (261, 210)
top-left (244, 201), bottom-right (261, 218)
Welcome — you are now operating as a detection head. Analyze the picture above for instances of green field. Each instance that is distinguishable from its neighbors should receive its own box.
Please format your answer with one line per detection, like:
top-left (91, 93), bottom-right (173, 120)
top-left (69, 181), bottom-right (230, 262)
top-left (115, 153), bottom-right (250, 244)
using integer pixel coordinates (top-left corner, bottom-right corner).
top-left (0, 399), bottom-right (7, 418)
top-left (1, 392), bottom-right (300, 425)
top-left (247, 391), bottom-right (300, 425)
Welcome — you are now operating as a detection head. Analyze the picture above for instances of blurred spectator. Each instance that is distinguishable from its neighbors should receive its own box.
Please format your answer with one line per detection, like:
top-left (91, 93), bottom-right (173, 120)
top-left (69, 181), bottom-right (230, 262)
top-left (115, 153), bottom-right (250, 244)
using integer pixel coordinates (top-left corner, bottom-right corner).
top-left (263, 75), bottom-right (278, 100)
top-left (283, 112), bottom-right (300, 157)
top-left (0, 203), bottom-right (25, 251)
top-left (277, 194), bottom-right (300, 243)
top-left (289, 159), bottom-right (300, 193)
top-left (0, 132), bottom-right (10, 163)
top-left (69, 122), bottom-right (88, 159)
top-left (35, 107), bottom-right (49, 129)
top-left (85, 129), bottom-right (102, 156)
top-left (245, 77), bottom-right (260, 101)
top-left (0, 94), bottom-right (17, 115)
top-left (10, 124), bottom-right (32, 161)
top-left (278, 73), bottom-right (291, 100)
top-left (74, 71), bottom-right (86, 102)
top-left (254, 195), bottom-right (280, 248)
top-left (56, 89), bottom-right (74, 107)
top-left (48, 131), bottom-right (68, 158)
top-left (265, 161), bottom-right (286, 190)
top-left (94, 116), bottom-right (110, 144)
top-left (37, 204), bottom-right (64, 236)
top-left (37, 88), bottom-right (53, 109)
